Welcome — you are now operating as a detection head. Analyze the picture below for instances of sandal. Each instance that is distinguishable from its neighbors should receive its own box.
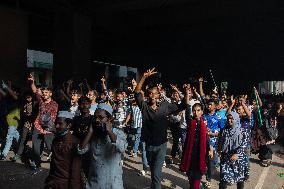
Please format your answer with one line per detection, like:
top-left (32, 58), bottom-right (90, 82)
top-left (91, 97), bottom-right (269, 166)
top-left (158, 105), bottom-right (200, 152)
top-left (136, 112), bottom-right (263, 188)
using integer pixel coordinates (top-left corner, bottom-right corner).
top-left (204, 181), bottom-right (211, 188)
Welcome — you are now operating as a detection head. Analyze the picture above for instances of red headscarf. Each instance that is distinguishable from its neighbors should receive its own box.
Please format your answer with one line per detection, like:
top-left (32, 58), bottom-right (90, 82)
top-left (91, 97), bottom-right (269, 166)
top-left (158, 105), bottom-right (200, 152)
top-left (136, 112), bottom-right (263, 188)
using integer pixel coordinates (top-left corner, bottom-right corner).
top-left (180, 118), bottom-right (207, 173)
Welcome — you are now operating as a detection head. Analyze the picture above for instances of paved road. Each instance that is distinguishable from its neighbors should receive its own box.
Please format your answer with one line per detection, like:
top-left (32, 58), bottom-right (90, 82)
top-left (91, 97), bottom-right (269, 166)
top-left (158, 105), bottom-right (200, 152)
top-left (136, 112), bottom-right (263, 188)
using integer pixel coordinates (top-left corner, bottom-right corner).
top-left (0, 142), bottom-right (283, 189)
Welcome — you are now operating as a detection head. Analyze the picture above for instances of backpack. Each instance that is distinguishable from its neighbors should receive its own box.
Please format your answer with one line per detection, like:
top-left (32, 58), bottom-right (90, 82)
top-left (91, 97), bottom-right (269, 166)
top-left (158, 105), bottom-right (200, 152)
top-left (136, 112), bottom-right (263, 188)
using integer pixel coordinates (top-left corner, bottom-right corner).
top-left (41, 112), bottom-right (54, 132)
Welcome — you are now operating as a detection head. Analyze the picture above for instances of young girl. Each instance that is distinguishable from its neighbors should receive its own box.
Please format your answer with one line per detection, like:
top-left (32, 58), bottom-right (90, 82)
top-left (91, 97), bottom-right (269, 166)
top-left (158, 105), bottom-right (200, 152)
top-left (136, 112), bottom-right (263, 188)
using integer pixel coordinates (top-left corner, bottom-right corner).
top-left (181, 86), bottom-right (213, 189)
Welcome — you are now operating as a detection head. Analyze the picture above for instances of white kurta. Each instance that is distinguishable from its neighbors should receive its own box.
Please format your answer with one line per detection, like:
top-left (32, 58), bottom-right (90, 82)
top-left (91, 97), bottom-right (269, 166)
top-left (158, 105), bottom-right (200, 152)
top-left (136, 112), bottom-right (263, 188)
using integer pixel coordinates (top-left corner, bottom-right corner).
top-left (78, 128), bottom-right (127, 189)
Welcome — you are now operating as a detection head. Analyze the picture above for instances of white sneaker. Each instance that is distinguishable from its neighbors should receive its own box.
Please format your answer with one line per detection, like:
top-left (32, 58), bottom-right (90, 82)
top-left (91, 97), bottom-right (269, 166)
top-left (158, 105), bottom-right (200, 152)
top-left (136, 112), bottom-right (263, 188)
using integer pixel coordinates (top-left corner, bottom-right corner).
top-left (130, 153), bottom-right (137, 158)
top-left (138, 170), bottom-right (146, 176)
top-left (46, 152), bottom-right (52, 161)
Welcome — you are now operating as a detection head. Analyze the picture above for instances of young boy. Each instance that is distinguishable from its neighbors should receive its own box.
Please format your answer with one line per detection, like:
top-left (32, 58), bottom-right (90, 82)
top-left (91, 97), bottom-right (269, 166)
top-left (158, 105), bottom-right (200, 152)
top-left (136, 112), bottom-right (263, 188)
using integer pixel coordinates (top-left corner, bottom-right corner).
top-left (12, 92), bottom-right (37, 161)
top-left (71, 96), bottom-right (94, 177)
top-left (70, 90), bottom-right (82, 117)
top-left (0, 101), bottom-right (20, 160)
top-left (204, 100), bottom-right (222, 188)
top-left (45, 111), bottom-right (82, 189)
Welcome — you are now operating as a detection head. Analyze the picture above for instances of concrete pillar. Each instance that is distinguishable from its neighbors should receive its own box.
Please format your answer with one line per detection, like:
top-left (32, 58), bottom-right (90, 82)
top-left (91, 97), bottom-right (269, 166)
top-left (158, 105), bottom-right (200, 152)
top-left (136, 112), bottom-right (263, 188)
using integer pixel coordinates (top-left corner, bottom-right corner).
top-left (0, 6), bottom-right (28, 86)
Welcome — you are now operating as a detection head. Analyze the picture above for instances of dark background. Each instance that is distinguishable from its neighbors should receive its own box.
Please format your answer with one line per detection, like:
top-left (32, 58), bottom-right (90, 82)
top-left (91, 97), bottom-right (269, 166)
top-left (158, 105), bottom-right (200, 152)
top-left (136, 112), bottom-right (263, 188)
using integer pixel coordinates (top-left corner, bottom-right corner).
top-left (0, 0), bottom-right (283, 93)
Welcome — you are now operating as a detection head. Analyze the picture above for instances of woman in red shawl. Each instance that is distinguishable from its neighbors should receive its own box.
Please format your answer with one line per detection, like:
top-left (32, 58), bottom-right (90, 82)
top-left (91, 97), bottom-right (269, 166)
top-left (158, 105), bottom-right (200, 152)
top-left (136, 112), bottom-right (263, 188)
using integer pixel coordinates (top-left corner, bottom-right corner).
top-left (180, 85), bottom-right (213, 189)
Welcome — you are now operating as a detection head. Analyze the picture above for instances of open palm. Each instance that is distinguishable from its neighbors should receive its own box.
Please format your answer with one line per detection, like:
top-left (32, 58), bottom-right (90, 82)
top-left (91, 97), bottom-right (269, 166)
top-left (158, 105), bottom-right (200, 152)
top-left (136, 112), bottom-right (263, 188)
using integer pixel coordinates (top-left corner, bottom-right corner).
top-left (143, 68), bottom-right (157, 78)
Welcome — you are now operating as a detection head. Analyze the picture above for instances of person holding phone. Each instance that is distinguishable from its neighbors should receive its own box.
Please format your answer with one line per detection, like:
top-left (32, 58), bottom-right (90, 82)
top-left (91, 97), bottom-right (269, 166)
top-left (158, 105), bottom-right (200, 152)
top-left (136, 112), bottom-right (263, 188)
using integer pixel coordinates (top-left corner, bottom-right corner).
top-left (78, 103), bottom-right (127, 189)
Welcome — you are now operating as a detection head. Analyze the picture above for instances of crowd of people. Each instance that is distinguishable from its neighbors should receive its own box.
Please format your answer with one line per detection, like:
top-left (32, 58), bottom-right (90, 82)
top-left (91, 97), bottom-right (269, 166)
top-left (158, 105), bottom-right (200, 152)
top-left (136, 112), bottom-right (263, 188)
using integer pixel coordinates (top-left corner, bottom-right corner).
top-left (0, 68), bottom-right (283, 189)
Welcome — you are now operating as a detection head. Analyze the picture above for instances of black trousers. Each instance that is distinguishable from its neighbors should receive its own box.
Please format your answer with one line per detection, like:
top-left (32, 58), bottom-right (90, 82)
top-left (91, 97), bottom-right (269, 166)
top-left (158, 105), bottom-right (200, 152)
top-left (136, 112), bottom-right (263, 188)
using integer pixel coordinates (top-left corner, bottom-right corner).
top-left (0, 118), bottom-right (8, 150)
top-left (17, 126), bottom-right (32, 156)
top-left (219, 181), bottom-right (244, 189)
top-left (206, 158), bottom-right (212, 182)
top-left (169, 122), bottom-right (180, 158)
top-left (32, 129), bottom-right (54, 167)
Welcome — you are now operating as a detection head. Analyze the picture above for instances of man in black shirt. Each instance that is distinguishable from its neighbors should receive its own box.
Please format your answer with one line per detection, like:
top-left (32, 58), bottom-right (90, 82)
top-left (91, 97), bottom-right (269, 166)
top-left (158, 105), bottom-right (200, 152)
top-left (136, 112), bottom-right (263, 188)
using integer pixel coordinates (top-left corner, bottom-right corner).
top-left (134, 68), bottom-right (185, 189)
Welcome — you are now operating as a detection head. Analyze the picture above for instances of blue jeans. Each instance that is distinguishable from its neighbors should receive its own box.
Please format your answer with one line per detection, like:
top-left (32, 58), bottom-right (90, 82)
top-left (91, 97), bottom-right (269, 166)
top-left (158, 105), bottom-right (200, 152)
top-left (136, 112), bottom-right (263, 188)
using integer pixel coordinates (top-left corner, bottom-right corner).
top-left (133, 127), bottom-right (142, 154)
top-left (141, 141), bottom-right (149, 170)
top-left (2, 126), bottom-right (19, 157)
top-left (146, 142), bottom-right (167, 189)
top-left (133, 128), bottom-right (149, 170)
top-left (180, 128), bottom-right (187, 148)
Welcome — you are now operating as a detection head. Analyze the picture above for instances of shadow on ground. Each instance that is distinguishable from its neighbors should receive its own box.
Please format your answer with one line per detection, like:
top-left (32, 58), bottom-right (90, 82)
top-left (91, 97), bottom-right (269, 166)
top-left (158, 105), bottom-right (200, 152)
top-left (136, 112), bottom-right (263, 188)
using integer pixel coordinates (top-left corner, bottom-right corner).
top-left (0, 161), bottom-right (49, 189)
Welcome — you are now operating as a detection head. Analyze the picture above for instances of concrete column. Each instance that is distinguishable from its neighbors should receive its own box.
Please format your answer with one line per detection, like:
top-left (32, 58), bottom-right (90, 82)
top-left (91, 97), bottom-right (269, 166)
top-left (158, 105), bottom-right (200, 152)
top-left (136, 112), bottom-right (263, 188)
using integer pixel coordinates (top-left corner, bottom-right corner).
top-left (0, 6), bottom-right (28, 86)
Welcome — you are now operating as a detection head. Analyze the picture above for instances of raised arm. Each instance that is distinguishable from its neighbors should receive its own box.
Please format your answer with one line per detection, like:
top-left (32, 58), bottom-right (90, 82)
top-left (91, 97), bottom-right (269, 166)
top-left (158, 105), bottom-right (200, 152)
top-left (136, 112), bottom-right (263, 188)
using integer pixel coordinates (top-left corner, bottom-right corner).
top-left (131, 79), bottom-right (137, 92)
top-left (66, 79), bottom-right (73, 97)
top-left (226, 95), bottom-right (236, 115)
top-left (2, 81), bottom-right (18, 100)
top-left (80, 124), bottom-right (93, 149)
top-left (192, 86), bottom-right (200, 98)
top-left (101, 76), bottom-right (107, 92)
top-left (170, 84), bottom-right (184, 99)
top-left (60, 88), bottom-right (70, 101)
top-left (83, 78), bottom-right (92, 93)
top-left (199, 77), bottom-right (205, 97)
top-left (184, 84), bottom-right (193, 121)
top-left (27, 73), bottom-right (37, 93)
top-left (0, 88), bottom-right (6, 97)
top-left (240, 95), bottom-right (251, 118)
top-left (254, 87), bottom-right (263, 107)
top-left (135, 68), bottom-right (157, 93)
top-left (158, 83), bottom-right (172, 103)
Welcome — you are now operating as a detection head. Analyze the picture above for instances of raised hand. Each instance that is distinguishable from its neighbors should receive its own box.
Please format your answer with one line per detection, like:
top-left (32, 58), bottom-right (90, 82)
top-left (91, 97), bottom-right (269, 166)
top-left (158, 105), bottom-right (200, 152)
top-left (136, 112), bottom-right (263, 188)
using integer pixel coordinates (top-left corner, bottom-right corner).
top-left (1, 80), bottom-right (8, 89)
top-left (212, 86), bottom-right (218, 94)
top-left (101, 76), bottom-right (106, 83)
top-left (183, 84), bottom-right (192, 95)
top-left (199, 77), bottom-right (204, 82)
top-left (192, 86), bottom-right (198, 95)
top-left (170, 84), bottom-right (179, 92)
top-left (143, 68), bottom-right (157, 78)
top-left (183, 83), bottom-right (191, 90)
top-left (253, 86), bottom-right (259, 94)
top-left (28, 73), bottom-right (34, 82)
top-left (230, 95), bottom-right (236, 105)
top-left (131, 79), bottom-right (137, 86)
top-left (157, 83), bottom-right (163, 92)
top-left (127, 87), bottom-right (133, 92)
top-left (66, 79), bottom-right (73, 85)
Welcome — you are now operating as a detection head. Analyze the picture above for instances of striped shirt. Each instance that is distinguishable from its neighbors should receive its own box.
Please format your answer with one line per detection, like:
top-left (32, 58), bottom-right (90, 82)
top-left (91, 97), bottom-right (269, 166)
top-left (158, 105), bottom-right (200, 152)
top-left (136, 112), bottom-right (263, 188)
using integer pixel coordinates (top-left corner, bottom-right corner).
top-left (131, 105), bottom-right (142, 129)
